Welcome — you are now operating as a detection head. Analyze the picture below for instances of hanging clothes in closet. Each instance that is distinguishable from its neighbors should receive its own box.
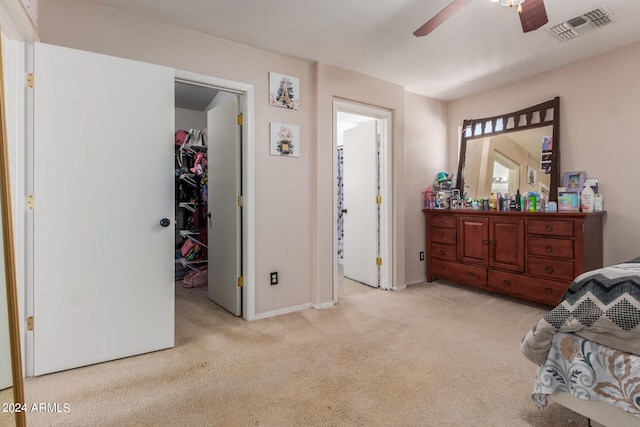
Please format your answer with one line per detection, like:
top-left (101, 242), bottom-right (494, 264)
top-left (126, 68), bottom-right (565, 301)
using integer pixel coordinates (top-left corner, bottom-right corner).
top-left (175, 128), bottom-right (209, 284)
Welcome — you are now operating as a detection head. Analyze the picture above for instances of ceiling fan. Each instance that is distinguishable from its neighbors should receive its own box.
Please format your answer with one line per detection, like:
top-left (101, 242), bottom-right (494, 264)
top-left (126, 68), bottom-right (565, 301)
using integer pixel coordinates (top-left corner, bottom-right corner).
top-left (413, 0), bottom-right (549, 37)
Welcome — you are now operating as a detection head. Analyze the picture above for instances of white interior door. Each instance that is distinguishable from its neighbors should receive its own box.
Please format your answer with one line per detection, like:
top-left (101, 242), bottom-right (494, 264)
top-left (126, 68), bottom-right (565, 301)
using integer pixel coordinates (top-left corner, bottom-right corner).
top-left (32, 43), bottom-right (175, 375)
top-left (207, 95), bottom-right (241, 316)
top-left (342, 120), bottom-right (379, 287)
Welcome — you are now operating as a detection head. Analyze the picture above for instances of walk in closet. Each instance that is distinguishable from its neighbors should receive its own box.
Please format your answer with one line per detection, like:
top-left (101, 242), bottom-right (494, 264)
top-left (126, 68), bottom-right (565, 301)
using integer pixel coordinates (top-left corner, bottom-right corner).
top-left (174, 81), bottom-right (244, 316)
top-left (174, 82), bottom-right (216, 287)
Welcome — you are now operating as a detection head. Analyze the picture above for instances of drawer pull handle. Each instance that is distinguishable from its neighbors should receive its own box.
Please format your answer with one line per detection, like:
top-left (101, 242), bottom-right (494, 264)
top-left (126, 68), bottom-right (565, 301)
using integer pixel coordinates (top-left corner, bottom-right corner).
top-left (544, 287), bottom-right (553, 295)
top-left (490, 240), bottom-right (496, 246)
top-left (545, 224), bottom-right (553, 232)
top-left (545, 266), bottom-right (554, 274)
top-left (439, 250), bottom-right (445, 255)
top-left (440, 218), bottom-right (445, 225)
top-left (545, 245), bottom-right (553, 253)
top-left (503, 279), bottom-right (511, 287)
top-left (483, 239), bottom-right (490, 246)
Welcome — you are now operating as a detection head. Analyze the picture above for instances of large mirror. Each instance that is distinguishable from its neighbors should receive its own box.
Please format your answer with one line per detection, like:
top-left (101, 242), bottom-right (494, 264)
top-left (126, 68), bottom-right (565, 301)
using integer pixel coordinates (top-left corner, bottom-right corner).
top-left (457, 97), bottom-right (560, 203)
top-left (0, 34), bottom-right (26, 427)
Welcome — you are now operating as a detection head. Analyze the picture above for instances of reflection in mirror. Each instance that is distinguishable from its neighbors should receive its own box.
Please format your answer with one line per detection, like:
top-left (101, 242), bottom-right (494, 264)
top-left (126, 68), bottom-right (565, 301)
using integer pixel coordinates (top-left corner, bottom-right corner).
top-left (463, 126), bottom-right (552, 201)
top-left (457, 97), bottom-right (560, 203)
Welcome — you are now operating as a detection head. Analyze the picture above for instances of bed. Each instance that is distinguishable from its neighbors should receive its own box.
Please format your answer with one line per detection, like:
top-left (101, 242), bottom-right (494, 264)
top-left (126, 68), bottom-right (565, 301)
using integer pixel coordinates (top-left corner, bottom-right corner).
top-left (521, 258), bottom-right (640, 427)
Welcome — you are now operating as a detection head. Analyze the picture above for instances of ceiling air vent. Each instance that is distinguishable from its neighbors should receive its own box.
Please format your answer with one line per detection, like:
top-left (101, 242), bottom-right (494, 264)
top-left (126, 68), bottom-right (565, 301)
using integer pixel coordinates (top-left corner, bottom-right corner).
top-left (548, 5), bottom-right (616, 41)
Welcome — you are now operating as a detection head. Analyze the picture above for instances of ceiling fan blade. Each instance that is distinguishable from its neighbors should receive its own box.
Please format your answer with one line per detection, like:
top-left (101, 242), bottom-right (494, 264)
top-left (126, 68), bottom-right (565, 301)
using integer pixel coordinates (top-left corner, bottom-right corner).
top-left (413, 0), bottom-right (472, 37)
top-left (519, 0), bottom-right (549, 33)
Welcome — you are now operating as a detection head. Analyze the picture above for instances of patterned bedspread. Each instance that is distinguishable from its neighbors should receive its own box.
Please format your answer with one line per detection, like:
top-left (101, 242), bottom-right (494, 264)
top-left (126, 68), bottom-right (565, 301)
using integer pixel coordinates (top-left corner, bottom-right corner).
top-left (532, 332), bottom-right (640, 417)
top-left (521, 258), bottom-right (640, 365)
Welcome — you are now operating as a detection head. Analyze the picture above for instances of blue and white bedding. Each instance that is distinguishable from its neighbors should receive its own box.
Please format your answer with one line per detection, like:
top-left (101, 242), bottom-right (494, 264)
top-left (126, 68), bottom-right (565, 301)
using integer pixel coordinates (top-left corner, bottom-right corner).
top-left (532, 332), bottom-right (640, 416)
top-left (521, 258), bottom-right (640, 365)
top-left (521, 258), bottom-right (640, 418)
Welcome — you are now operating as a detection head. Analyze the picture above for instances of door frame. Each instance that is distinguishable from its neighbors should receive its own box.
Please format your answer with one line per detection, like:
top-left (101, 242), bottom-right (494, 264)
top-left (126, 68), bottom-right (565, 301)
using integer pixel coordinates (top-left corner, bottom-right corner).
top-left (22, 63), bottom-right (255, 376)
top-left (175, 70), bottom-right (255, 321)
top-left (333, 99), bottom-right (392, 300)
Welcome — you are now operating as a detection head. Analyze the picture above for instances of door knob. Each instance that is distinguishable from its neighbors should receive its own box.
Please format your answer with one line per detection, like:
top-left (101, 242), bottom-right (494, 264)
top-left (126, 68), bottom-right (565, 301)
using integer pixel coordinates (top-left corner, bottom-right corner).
top-left (159, 218), bottom-right (171, 227)
top-left (341, 208), bottom-right (348, 214)
top-left (207, 212), bottom-right (212, 218)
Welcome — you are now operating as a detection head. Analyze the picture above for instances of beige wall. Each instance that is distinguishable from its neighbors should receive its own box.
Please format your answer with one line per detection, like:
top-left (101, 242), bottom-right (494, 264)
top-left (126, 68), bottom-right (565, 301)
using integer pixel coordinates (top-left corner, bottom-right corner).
top-left (38, 0), bottom-right (316, 315)
top-left (403, 92), bottom-right (447, 283)
top-left (448, 41), bottom-right (640, 266)
top-left (38, 0), bottom-right (449, 315)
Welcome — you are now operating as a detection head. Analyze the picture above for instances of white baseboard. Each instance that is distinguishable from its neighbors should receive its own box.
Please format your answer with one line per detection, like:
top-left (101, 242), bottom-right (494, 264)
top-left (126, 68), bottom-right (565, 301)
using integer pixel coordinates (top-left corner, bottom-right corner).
top-left (253, 303), bottom-right (313, 320)
top-left (313, 301), bottom-right (336, 309)
top-left (404, 278), bottom-right (427, 286)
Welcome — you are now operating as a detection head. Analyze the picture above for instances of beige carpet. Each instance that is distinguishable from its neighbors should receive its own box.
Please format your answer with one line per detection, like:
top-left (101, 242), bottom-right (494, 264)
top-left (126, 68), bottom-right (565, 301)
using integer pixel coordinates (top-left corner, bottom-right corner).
top-left (21, 276), bottom-right (588, 426)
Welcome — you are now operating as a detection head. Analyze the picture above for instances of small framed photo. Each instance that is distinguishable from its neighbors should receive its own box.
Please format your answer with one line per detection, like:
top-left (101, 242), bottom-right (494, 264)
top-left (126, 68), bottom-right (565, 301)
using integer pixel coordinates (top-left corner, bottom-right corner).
top-left (562, 171), bottom-right (585, 192)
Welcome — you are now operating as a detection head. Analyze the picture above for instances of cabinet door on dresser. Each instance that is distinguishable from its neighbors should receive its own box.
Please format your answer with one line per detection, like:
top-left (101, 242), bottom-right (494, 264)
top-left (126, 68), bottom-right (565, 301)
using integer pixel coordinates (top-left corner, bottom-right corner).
top-left (489, 217), bottom-right (525, 272)
top-left (458, 216), bottom-right (488, 265)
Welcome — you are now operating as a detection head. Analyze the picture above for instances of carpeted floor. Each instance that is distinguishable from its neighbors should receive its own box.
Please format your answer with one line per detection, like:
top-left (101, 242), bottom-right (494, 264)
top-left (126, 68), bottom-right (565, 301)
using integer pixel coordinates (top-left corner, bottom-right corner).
top-left (20, 276), bottom-right (589, 426)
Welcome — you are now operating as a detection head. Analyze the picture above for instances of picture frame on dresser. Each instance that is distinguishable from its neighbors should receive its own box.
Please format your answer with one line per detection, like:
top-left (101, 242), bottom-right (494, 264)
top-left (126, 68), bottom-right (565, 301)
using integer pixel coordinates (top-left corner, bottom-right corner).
top-left (562, 171), bottom-right (585, 192)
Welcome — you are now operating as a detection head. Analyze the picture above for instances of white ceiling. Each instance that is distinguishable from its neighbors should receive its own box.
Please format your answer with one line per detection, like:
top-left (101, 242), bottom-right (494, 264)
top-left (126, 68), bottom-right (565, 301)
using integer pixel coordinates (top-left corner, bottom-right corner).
top-left (87, 0), bottom-right (640, 101)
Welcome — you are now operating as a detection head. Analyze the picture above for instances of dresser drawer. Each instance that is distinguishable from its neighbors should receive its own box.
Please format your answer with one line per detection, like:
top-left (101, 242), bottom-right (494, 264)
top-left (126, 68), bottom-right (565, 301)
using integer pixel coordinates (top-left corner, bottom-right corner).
top-left (527, 237), bottom-right (574, 259)
top-left (527, 219), bottom-right (574, 237)
top-left (429, 215), bottom-right (457, 228)
top-left (527, 256), bottom-right (575, 281)
top-left (488, 270), bottom-right (567, 306)
top-left (429, 228), bottom-right (457, 245)
top-left (431, 259), bottom-right (487, 288)
top-left (430, 243), bottom-right (457, 261)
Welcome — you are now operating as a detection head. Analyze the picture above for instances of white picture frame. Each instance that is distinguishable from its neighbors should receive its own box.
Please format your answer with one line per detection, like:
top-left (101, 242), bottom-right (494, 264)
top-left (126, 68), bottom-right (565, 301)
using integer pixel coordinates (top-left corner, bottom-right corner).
top-left (270, 122), bottom-right (300, 157)
top-left (269, 72), bottom-right (300, 110)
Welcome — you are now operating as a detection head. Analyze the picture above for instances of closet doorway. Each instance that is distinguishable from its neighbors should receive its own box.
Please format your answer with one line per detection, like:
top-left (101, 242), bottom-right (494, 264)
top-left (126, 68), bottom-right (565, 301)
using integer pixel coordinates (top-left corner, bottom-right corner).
top-left (333, 100), bottom-right (392, 299)
top-left (175, 81), bottom-right (243, 316)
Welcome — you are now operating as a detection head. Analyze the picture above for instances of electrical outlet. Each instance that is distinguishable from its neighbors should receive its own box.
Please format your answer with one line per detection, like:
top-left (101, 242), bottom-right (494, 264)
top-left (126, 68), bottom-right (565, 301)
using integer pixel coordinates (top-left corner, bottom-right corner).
top-left (419, 251), bottom-right (425, 261)
top-left (270, 272), bottom-right (278, 285)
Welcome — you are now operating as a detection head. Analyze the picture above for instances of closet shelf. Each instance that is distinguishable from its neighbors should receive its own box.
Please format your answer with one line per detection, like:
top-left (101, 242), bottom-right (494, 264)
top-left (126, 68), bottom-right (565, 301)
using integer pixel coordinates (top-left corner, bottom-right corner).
top-left (179, 230), bottom-right (208, 248)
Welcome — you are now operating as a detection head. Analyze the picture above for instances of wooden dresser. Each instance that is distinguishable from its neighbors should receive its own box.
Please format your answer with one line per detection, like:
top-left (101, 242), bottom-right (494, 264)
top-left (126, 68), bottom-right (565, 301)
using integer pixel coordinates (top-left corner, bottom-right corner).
top-left (424, 210), bottom-right (605, 306)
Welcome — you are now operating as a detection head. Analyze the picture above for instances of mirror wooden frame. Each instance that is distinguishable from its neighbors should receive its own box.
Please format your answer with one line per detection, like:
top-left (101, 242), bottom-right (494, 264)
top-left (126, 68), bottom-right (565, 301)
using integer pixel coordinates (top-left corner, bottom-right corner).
top-left (456, 97), bottom-right (560, 202)
top-left (0, 35), bottom-right (26, 427)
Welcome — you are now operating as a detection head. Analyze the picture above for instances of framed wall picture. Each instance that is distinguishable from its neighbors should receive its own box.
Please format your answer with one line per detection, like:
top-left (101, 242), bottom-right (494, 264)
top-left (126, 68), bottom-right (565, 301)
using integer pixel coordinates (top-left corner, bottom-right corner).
top-left (563, 171), bottom-right (586, 192)
top-left (527, 166), bottom-right (536, 185)
top-left (270, 122), bottom-right (300, 157)
top-left (269, 72), bottom-right (300, 110)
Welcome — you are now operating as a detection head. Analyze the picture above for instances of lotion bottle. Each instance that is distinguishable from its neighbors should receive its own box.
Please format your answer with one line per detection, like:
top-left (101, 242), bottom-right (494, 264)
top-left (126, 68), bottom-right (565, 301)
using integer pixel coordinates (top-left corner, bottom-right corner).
top-left (581, 184), bottom-right (595, 213)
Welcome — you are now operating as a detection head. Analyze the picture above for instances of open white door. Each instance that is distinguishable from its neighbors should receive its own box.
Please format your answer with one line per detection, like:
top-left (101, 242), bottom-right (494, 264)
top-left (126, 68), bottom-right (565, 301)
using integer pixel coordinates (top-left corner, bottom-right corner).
top-left (32, 43), bottom-right (175, 375)
top-left (342, 120), bottom-right (379, 287)
top-left (207, 95), bottom-right (242, 316)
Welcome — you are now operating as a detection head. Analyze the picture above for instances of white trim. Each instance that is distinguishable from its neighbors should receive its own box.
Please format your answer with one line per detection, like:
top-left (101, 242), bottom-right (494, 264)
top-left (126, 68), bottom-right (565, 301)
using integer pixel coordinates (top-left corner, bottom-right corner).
top-left (391, 284), bottom-right (407, 291)
top-left (313, 301), bottom-right (336, 310)
top-left (404, 279), bottom-right (427, 286)
top-left (253, 303), bottom-right (313, 320)
top-left (174, 69), bottom-right (256, 321)
top-left (333, 99), bottom-right (393, 301)
top-left (0, 0), bottom-right (37, 42)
